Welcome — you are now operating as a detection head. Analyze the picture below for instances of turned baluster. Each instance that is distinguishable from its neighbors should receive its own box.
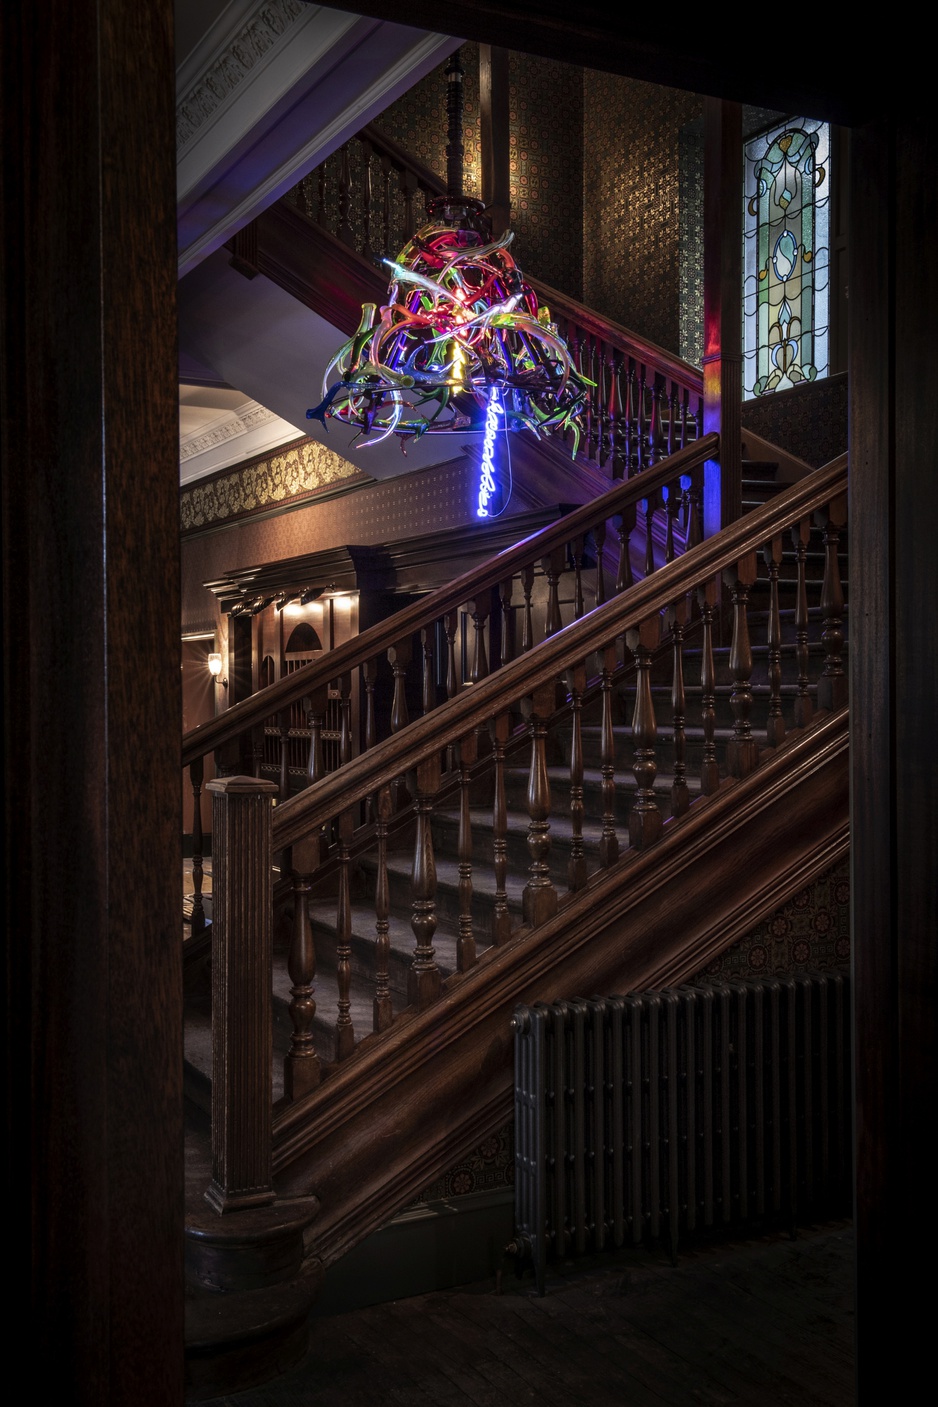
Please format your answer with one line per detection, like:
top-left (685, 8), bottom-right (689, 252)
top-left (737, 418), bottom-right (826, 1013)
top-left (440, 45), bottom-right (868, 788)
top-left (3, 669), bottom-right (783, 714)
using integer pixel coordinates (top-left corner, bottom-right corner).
top-left (360, 137), bottom-right (374, 261)
top-left (588, 338), bottom-right (600, 462)
top-left (421, 625), bottom-right (436, 715)
top-left (566, 663), bottom-right (588, 891)
top-left (597, 344), bottom-right (610, 468)
top-left (816, 496), bottom-right (848, 711)
top-left (284, 834), bottom-right (321, 1101)
top-left (764, 536), bottom-right (786, 747)
top-left (610, 351), bottom-right (626, 481)
top-left (598, 644), bottom-right (619, 867)
top-left (724, 554), bottom-right (760, 779)
top-left (361, 660), bottom-right (377, 754)
top-left (668, 599), bottom-right (690, 817)
top-left (636, 364), bottom-right (649, 471)
top-left (685, 467), bottom-right (704, 549)
top-left (542, 548), bottom-right (565, 637)
top-left (188, 757), bottom-right (206, 934)
top-left (521, 683), bottom-right (559, 926)
top-left (622, 361), bottom-right (637, 476)
top-left (791, 518), bottom-right (814, 728)
top-left (498, 579), bottom-right (514, 667)
top-left (664, 481), bottom-right (681, 563)
top-left (520, 564), bottom-right (535, 652)
top-left (467, 597), bottom-right (490, 683)
top-left (626, 620), bottom-right (663, 849)
top-left (409, 754), bottom-right (442, 1008)
top-left (489, 712), bottom-right (512, 946)
top-left (304, 686), bottom-right (328, 785)
top-left (456, 732), bottom-right (478, 972)
top-left (642, 493), bottom-right (657, 578)
top-left (443, 611), bottom-right (459, 698)
top-left (593, 518), bottom-right (608, 607)
top-left (666, 382), bottom-right (678, 459)
top-left (372, 784), bottom-right (393, 1032)
top-left (337, 673), bottom-right (352, 767)
top-left (694, 394), bottom-right (704, 442)
top-left (616, 506), bottom-right (635, 593)
top-left (697, 580), bottom-right (720, 795)
top-left (338, 143), bottom-right (354, 248)
top-left (277, 709), bottom-right (291, 801)
top-left (334, 808), bottom-right (355, 1061)
top-left (648, 377), bottom-right (663, 466)
top-left (571, 535), bottom-right (586, 619)
top-left (579, 334), bottom-right (593, 458)
top-left (388, 638), bottom-right (412, 808)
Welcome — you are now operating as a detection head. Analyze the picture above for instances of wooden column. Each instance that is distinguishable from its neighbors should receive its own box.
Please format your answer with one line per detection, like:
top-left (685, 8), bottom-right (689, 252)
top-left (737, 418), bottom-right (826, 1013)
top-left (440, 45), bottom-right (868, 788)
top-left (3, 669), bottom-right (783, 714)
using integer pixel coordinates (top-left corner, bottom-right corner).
top-left (851, 105), bottom-right (938, 1402)
top-left (1, 1), bottom-right (182, 1400)
top-left (205, 777), bottom-right (278, 1214)
top-left (702, 98), bottom-right (742, 537)
top-left (479, 44), bottom-right (511, 235)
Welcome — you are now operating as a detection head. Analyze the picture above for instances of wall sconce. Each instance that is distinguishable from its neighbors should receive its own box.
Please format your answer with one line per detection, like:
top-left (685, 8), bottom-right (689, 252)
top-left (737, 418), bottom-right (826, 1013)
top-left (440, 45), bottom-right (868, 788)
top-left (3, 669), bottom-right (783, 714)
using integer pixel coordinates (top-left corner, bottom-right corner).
top-left (208, 652), bottom-right (228, 689)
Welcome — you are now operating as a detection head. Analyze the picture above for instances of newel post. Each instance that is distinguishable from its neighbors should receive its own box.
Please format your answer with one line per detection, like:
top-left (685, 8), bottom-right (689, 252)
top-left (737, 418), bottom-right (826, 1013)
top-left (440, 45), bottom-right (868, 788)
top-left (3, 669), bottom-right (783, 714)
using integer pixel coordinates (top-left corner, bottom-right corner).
top-left (205, 775), bottom-right (278, 1214)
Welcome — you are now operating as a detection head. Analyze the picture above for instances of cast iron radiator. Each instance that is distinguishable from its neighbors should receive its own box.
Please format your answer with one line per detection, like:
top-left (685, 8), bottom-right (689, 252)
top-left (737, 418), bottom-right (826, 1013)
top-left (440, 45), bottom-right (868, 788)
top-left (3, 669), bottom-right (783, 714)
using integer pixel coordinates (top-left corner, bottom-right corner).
top-left (511, 974), bottom-right (851, 1293)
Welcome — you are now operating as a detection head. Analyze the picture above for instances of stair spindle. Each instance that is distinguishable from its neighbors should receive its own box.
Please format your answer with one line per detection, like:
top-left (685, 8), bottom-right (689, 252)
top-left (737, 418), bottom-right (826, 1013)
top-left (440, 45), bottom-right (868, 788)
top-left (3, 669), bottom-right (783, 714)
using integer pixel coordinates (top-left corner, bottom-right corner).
top-left (597, 344), bottom-right (610, 467)
top-left (278, 709), bottom-right (291, 800)
top-left (792, 518), bottom-right (814, 728)
top-left (521, 564), bottom-right (535, 653)
top-left (724, 554), bottom-right (760, 778)
top-left (467, 597), bottom-right (490, 682)
top-left (616, 507), bottom-right (635, 593)
top-left (522, 683), bottom-right (559, 926)
top-left (668, 600), bottom-right (690, 816)
top-left (388, 638), bottom-right (412, 808)
top-left (648, 377), bottom-right (663, 466)
top-left (698, 581), bottom-right (720, 795)
top-left (816, 496), bottom-right (848, 711)
top-left (764, 536), bottom-right (786, 747)
top-left (420, 626), bottom-right (436, 715)
top-left (599, 644), bottom-right (619, 867)
top-left (456, 732), bottom-right (478, 971)
top-left (489, 712), bottom-right (512, 946)
top-left (499, 579), bottom-right (514, 667)
top-left (571, 535), bottom-right (586, 619)
top-left (188, 757), bottom-right (206, 934)
top-left (565, 663), bottom-right (588, 891)
top-left (409, 754), bottom-right (442, 1008)
top-left (337, 673), bottom-right (352, 767)
top-left (623, 360), bottom-right (636, 475)
top-left (372, 785), bottom-right (393, 1032)
top-left (642, 493), bottom-right (657, 577)
top-left (636, 364), bottom-right (649, 471)
top-left (664, 482), bottom-right (681, 563)
top-left (284, 835), bottom-right (321, 1101)
top-left (542, 547), bottom-right (565, 637)
top-left (626, 620), bottom-right (663, 848)
top-left (443, 611), bottom-right (459, 698)
top-left (610, 351), bottom-right (625, 480)
top-left (361, 661), bottom-right (377, 753)
top-left (592, 518), bottom-right (608, 608)
top-left (334, 808), bottom-right (355, 1061)
top-left (304, 687), bottom-right (328, 785)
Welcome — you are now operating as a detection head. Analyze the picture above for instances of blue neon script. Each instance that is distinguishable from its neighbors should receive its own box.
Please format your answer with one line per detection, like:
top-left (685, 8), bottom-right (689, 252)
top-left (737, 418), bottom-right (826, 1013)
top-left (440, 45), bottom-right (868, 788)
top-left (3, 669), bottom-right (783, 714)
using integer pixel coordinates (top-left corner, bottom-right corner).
top-left (476, 388), bottom-right (503, 518)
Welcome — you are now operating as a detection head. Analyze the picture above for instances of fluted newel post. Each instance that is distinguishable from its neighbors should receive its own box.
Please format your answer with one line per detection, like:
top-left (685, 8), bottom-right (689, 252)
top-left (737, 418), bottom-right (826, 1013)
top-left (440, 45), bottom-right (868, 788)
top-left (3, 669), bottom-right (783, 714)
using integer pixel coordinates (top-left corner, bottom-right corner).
top-left (542, 547), bottom-right (565, 637)
top-left (724, 554), bottom-right (759, 778)
top-left (456, 732), bottom-right (478, 971)
top-left (565, 663), bottom-right (588, 891)
top-left (520, 565), bottom-right (535, 652)
top-left (284, 834), bottom-right (321, 1102)
top-left (335, 808), bottom-right (355, 1061)
top-left (598, 644), bottom-right (620, 866)
top-left (791, 518), bottom-right (814, 728)
top-left (816, 496), bottom-right (848, 711)
top-left (409, 754), bottom-right (442, 1008)
top-left (278, 709), bottom-right (291, 800)
top-left (467, 597), bottom-right (490, 682)
top-left (205, 775), bottom-right (278, 1213)
top-left (764, 536), bottom-right (786, 747)
top-left (626, 620), bottom-right (663, 849)
top-left (188, 757), bottom-right (206, 934)
top-left (668, 599), bottom-right (690, 817)
top-left (522, 683), bottom-right (558, 926)
top-left (615, 507), bottom-right (635, 593)
top-left (489, 712), bottom-right (512, 945)
top-left (372, 784), bottom-right (393, 1032)
top-left (697, 580), bottom-right (721, 795)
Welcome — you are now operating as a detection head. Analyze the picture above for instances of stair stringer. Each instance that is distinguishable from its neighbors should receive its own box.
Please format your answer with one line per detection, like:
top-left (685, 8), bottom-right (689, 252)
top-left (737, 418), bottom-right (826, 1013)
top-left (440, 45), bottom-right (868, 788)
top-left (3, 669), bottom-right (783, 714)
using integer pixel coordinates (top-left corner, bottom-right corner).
top-left (271, 707), bottom-right (849, 1273)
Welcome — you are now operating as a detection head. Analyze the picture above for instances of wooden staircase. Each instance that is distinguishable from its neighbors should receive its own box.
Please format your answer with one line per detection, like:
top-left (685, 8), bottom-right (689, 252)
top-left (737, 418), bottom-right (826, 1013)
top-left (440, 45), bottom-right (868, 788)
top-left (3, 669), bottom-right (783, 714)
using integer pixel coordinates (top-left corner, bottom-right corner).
top-left (181, 437), bottom-right (848, 1397)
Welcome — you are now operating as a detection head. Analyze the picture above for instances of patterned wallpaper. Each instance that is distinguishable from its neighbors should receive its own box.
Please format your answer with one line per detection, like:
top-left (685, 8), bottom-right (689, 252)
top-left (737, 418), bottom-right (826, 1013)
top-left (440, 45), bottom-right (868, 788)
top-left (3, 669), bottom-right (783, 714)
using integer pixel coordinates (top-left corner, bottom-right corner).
top-left (419, 855), bottom-right (850, 1203)
top-left (741, 372), bottom-right (848, 468)
top-left (583, 74), bottom-right (702, 356)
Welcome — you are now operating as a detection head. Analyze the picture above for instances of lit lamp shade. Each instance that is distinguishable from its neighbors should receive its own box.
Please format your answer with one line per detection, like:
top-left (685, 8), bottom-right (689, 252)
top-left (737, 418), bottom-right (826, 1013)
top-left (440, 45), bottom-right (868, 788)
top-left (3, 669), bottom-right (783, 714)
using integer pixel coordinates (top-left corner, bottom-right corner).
top-left (207, 652), bottom-right (223, 680)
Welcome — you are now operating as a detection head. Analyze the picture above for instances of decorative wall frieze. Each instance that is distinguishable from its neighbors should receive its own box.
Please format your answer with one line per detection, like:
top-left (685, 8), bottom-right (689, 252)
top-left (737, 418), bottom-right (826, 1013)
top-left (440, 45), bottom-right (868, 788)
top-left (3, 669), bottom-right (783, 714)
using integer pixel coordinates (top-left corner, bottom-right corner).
top-left (176, 0), bottom-right (306, 153)
top-left (180, 436), bottom-right (367, 535)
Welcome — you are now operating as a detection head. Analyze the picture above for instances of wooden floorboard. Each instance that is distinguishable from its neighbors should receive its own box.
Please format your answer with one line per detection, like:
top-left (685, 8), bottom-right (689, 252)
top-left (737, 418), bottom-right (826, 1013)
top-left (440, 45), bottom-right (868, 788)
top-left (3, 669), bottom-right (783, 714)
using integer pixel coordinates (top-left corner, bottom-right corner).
top-left (196, 1221), bottom-right (854, 1407)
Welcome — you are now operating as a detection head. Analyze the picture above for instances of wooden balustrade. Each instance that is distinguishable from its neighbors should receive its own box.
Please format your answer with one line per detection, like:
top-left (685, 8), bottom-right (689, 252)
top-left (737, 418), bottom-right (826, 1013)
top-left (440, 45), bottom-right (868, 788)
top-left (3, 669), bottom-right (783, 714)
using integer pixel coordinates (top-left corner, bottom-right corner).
top-left (200, 457), bottom-right (847, 1219)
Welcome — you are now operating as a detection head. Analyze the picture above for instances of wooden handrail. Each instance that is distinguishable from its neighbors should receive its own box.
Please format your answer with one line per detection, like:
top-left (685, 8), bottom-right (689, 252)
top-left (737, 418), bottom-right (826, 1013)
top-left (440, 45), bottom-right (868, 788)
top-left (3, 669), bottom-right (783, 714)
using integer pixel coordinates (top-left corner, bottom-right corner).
top-left (272, 453), bottom-right (846, 850)
top-left (181, 435), bottom-right (716, 768)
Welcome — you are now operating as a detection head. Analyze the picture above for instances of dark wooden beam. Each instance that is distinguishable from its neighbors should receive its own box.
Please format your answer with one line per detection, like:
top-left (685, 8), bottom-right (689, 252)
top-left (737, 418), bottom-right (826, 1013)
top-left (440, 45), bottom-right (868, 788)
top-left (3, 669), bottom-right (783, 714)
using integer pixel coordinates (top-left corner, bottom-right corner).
top-left (1, 1), bottom-right (183, 1401)
top-left (479, 45), bottom-right (511, 235)
top-left (702, 99), bottom-right (742, 536)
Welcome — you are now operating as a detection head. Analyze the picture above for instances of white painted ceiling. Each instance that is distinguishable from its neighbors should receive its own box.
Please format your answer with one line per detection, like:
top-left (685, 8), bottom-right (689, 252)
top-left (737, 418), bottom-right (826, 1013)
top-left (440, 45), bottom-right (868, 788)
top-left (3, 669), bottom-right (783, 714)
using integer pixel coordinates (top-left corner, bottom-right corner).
top-left (175, 2), bottom-right (461, 484)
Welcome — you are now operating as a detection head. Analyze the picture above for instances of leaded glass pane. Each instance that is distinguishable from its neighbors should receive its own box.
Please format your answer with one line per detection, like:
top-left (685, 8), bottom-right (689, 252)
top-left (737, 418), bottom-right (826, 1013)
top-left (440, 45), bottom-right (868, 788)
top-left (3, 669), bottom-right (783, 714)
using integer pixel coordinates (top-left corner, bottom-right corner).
top-left (742, 116), bottom-right (830, 399)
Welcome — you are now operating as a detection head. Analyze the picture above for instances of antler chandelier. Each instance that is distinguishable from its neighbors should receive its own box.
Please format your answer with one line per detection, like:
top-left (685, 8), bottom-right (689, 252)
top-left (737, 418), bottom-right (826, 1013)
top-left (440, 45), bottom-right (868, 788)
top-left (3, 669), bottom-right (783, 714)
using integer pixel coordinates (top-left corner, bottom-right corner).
top-left (307, 51), bottom-right (591, 455)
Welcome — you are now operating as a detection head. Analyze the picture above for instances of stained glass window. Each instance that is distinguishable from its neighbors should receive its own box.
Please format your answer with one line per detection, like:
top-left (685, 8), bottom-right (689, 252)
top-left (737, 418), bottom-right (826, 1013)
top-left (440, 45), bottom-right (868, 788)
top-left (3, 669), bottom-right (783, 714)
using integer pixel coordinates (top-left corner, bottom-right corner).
top-left (742, 117), bottom-right (830, 399)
